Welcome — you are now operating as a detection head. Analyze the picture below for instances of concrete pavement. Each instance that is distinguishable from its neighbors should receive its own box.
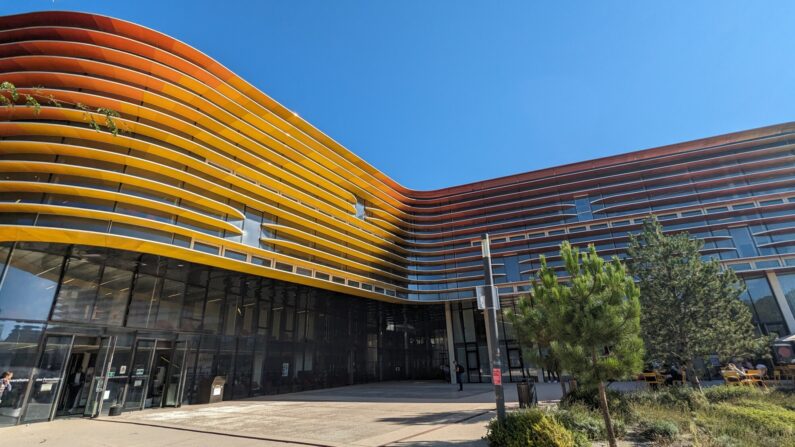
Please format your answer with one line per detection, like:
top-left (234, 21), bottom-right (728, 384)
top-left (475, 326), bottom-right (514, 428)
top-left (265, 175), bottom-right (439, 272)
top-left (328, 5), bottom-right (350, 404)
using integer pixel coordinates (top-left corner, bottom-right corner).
top-left (2, 381), bottom-right (530, 447)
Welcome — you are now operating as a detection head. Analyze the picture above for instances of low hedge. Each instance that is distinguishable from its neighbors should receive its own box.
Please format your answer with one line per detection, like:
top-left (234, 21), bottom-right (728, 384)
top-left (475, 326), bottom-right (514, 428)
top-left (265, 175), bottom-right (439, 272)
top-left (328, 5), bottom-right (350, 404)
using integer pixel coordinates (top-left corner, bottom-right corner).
top-left (485, 408), bottom-right (577, 447)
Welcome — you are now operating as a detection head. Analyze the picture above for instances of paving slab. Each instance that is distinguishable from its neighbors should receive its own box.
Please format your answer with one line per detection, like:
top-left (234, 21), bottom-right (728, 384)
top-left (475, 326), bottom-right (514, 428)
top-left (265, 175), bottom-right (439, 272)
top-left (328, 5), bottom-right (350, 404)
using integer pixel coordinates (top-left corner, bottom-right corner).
top-left (116, 381), bottom-right (506, 446)
top-left (1, 381), bottom-right (523, 447)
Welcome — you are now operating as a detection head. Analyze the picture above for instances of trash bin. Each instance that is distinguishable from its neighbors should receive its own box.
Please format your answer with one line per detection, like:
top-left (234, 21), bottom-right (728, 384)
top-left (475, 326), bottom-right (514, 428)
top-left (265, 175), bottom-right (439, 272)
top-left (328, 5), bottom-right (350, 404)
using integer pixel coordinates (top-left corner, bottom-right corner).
top-left (517, 380), bottom-right (535, 408)
top-left (197, 376), bottom-right (227, 404)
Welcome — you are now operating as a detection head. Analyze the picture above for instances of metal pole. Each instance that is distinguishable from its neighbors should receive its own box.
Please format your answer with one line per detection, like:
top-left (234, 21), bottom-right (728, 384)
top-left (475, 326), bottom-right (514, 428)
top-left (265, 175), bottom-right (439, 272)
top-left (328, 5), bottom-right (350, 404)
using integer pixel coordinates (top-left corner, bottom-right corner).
top-left (481, 233), bottom-right (506, 422)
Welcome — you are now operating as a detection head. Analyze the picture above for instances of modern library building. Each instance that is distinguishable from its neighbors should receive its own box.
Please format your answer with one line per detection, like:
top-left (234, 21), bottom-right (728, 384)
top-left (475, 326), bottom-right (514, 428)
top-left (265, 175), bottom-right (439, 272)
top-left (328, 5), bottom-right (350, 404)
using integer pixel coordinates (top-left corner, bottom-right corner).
top-left (0, 10), bottom-right (794, 426)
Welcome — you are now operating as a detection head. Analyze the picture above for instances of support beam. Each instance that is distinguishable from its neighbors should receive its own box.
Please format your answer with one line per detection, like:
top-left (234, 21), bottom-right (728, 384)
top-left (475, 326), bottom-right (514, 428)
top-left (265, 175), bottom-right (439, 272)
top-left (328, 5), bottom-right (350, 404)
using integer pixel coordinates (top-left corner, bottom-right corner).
top-left (445, 301), bottom-right (457, 384)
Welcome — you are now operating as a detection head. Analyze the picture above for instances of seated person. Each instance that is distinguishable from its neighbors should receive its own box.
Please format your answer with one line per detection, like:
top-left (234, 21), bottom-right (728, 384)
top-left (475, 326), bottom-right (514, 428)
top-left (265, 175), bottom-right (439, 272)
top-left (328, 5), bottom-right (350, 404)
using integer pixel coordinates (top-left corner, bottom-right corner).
top-left (755, 362), bottom-right (768, 378)
top-left (665, 364), bottom-right (682, 386)
top-left (726, 363), bottom-right (747, 379)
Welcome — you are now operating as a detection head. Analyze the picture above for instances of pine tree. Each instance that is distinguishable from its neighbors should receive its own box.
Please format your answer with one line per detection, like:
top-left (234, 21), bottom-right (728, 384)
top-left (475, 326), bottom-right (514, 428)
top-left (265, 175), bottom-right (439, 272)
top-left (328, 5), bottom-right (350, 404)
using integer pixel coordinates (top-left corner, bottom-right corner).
top-left (627, 218), bottom-right (768, 389)
top-left (519, 242), bottom-right (643, 447)
top-left (505, 294), bottom-right (566, 396)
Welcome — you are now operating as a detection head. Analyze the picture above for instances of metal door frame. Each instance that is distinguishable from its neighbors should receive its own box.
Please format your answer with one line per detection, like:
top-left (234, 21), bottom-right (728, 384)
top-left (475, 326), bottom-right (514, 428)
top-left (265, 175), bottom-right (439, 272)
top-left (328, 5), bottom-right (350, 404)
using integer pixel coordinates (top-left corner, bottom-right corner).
top-left (162, 340), bottom-right (189, 408)
top-left (120, 335), bottom-right (187, 411)
top-left (122, 337), bottom-right (158, 412)
top-left (18, 333), bottom-right (75, 423)
top-left (84, 335), bottom-right (118, 418)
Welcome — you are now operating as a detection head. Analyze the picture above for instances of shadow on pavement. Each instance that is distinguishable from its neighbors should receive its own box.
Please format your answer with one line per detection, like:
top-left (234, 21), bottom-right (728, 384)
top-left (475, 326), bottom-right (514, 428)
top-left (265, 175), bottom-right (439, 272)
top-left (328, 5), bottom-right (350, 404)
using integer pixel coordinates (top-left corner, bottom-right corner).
top-left (375, 408), bottom-right (491, 425)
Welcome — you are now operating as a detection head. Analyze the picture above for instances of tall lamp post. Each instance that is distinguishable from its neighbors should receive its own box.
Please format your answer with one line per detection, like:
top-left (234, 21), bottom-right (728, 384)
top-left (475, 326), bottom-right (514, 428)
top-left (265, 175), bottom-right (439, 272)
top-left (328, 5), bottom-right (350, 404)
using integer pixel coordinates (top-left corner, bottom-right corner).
top-left (480, 233), bottom-right (506, 422)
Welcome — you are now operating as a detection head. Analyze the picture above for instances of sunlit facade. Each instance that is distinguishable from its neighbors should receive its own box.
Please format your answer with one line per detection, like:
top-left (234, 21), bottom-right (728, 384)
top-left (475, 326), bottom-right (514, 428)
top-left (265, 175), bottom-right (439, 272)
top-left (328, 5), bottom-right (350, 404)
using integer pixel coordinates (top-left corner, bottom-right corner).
top-left (0, 11), bottom-right (794, 426)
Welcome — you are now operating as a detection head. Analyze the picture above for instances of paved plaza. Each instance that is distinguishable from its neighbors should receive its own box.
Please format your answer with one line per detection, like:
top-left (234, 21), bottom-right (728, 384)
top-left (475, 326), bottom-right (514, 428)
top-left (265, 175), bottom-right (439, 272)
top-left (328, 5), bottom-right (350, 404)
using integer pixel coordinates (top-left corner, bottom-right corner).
top-left (1, 381), bottom-right (546, 447)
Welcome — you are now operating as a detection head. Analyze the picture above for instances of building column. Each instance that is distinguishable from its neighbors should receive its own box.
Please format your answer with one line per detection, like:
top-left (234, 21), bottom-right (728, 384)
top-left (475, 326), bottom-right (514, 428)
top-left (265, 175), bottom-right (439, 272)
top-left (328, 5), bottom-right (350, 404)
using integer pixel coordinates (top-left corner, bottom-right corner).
top-left (444, 301), bottom-right (457, 384)
top-left (766, 271), bottom-right (795, 336)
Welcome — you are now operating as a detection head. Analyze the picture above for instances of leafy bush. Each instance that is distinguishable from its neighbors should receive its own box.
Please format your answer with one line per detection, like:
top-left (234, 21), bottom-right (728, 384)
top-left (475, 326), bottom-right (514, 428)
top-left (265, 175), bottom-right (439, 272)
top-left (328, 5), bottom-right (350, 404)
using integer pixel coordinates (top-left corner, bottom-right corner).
top-left (559, 386), bottom-right (632, 419)
top-left (485, 409), bottom-right (576, 447)
top-left (554, 402), bottom-right (626, 441)
top-left (625, 386), bottom-right (706, 412)
top-left (530, 415), bottom-right (576, 447)
top-left (702, 385), bottom-right (760, 403)
top-left (554, 404), bottom-right (604, 440)
top-left (711, 402), bottom-right (795, 437)
top-left (639, 419), bottom-right (679, 442)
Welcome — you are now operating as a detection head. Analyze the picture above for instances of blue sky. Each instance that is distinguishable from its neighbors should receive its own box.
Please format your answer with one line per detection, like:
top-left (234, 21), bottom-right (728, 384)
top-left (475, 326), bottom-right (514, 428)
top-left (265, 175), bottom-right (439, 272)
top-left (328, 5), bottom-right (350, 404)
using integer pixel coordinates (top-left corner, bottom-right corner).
top-left (3, 1), bottom-right (795, 189)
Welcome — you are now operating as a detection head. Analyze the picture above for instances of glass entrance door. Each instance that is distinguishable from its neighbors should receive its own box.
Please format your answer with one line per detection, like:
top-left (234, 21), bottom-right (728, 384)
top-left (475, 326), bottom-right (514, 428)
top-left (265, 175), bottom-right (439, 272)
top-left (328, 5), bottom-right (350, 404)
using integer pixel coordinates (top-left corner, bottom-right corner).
top-left (82, 336), bottom-right (117, 418)
top-left (162, 340), bottom-right (187, 407)
top-left (123, 339), bottom-right (155, 410)
top-left (54, 336), bottom-right (101, 418)
top-left (22, 335), bottom-right (73, 423)
top-left (147, 340), bottom-right (173, 408)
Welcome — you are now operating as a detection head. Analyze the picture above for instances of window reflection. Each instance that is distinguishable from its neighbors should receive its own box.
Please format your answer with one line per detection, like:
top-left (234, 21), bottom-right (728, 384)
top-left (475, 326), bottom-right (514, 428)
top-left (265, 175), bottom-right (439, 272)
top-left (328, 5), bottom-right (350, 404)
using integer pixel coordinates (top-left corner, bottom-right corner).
top-left (0, 244), bottom-right (63, 321)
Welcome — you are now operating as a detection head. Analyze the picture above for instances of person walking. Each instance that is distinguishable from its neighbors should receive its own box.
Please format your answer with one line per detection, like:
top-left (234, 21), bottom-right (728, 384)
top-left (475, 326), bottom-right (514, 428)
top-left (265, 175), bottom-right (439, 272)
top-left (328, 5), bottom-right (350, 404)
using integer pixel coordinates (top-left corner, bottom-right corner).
top-left (454, 361), bottom-right (464, 391)
top-left (0, 371), bottom-right (13, 405)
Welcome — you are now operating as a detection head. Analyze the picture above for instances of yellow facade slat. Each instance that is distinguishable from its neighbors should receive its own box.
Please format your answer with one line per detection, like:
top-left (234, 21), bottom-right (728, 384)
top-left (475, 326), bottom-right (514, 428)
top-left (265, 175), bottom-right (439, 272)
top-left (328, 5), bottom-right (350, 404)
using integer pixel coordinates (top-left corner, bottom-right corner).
top-left (261, 236), bottom-right (407, 283)
top-left (0, 159), bottom-right (242, 219)
top-left (0, 181), bottom-right (240, 234)
top-left (0, 117), bottom-right (409, 247)
top-left (265, 223), bottom-right (408, 271)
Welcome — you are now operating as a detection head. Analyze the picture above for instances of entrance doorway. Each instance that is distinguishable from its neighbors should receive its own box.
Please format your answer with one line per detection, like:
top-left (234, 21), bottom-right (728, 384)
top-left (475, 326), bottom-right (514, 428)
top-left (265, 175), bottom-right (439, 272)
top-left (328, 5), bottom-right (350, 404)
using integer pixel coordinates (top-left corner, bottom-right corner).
top-left (55, 336), bottom-right (100, 417)
top-left (123, 338), bottom-right (187, 410)
top-left (22, 334), bottom-right (116, 423)
top-left (20, 333), bottom-right (187, 423)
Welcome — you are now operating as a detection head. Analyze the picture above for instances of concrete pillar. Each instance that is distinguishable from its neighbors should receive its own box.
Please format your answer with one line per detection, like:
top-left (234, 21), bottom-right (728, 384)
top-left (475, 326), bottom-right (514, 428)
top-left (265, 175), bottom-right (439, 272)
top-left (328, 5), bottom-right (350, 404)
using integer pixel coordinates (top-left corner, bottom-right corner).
top-left (766, 271), bottom-right (795, 335)
top-left (444, 301), bottom-right (457, 384)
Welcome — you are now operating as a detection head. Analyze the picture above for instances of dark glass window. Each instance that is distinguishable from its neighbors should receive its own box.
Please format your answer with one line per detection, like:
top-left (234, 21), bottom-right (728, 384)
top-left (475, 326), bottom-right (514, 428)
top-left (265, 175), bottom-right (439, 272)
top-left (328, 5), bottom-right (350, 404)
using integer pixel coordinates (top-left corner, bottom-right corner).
top-left (223, 295), bottom-right (240, 336)
top-left (729, 227), bottom-right (758, 258)
top-left (224, 250), bottom-right (247, 261)
top-left (93, 266), bottom-right (133, 326)
top-left (203, 289), bottom-right (224, 334)
top-left (51, 257), bottom-right (101, 322)
top-left (180, 285), bottom-right (205, 331)
top-left (251, 257), bottom-right (271, 267)
top-left (155, 279), bottom-right (185, 330)
top-left (36, 215), bottom-right (109, 232)
top-left (45, 194), bottom-right (114, 211)
top-left (0, 244), bottom-right (64, 321)
top-left (775, 273), bottom-right (795, 322)
top-left (0, 320), bottom-right (44, 427)
top-left (574, 196), bottom-right (592, 221)
top-left (126, 274), bottom-right (160, 328)
top-left (193, 242), bottom-right (219, 255)
top-left (0, 213), bottom-right (36, 225)
top-left (110, 223), bottom-right (173, 244)
top-left (742, 276), bottom-right (787, 336)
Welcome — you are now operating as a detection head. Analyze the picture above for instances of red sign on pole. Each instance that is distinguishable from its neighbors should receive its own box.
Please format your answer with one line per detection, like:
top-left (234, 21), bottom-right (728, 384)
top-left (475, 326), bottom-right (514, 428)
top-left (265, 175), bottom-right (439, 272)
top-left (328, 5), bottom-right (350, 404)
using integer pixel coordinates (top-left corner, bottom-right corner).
top-left (492, 368), bottom-right (502, 386)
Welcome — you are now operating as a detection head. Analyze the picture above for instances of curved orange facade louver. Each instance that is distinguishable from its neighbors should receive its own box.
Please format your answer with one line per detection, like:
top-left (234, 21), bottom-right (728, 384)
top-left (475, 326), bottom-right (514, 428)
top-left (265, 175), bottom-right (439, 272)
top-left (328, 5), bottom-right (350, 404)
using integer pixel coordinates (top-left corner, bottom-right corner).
top-left (2, 11), bottom-right (795, 304)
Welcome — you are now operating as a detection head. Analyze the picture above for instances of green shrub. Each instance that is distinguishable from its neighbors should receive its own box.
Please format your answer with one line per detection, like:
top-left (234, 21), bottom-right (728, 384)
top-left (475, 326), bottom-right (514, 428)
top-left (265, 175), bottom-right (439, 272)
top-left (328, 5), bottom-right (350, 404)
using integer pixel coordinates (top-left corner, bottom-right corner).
top-left (624, 385), bottom-right (706, 412)
top-left (485, 409), bottom-right (576, 447)
top-left (559, 386), bottom-right (632, 418)
top-left (554, 403), bottom-right (627, 441)
top-left (639, 419), bottom-right (679, 442)
top-left (702, 385), bottom-right (759, 403)
top-left (711, 434), bottom-right (741, 447)
top-left (554, 404), bottom-right (604, 440)
top-left (711, 402), bottom-right (795, 437)
top-left (529, 415), bottom-right (576, 447)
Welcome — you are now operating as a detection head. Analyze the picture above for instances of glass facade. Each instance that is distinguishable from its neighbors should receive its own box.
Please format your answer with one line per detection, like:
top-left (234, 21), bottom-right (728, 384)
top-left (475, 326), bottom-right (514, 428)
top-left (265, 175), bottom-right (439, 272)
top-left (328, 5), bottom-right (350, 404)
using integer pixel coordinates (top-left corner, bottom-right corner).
top-left (0, 242), bottom-right (447, 426)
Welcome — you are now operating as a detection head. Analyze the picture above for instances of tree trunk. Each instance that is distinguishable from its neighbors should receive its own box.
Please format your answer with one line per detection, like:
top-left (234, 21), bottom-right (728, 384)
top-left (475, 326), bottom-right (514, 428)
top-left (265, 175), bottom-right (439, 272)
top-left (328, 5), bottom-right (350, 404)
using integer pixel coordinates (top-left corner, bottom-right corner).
top-left (598, 381), bottom-right (618, 447)
top-left (686, 358), bottom-right (702, 392)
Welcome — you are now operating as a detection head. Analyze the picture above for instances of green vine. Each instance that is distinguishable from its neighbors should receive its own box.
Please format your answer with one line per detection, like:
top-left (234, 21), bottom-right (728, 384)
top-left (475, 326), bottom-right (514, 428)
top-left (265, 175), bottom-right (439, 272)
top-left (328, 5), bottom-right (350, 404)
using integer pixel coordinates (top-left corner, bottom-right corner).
top-left (0, 81), bottom-right (122, 135)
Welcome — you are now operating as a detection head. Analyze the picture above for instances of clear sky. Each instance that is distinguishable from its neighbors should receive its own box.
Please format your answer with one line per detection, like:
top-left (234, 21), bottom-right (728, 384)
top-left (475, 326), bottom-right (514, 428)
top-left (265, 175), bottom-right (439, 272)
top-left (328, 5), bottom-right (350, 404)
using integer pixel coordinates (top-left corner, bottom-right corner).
top-left (3, 1), bottom-right (795, 190)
